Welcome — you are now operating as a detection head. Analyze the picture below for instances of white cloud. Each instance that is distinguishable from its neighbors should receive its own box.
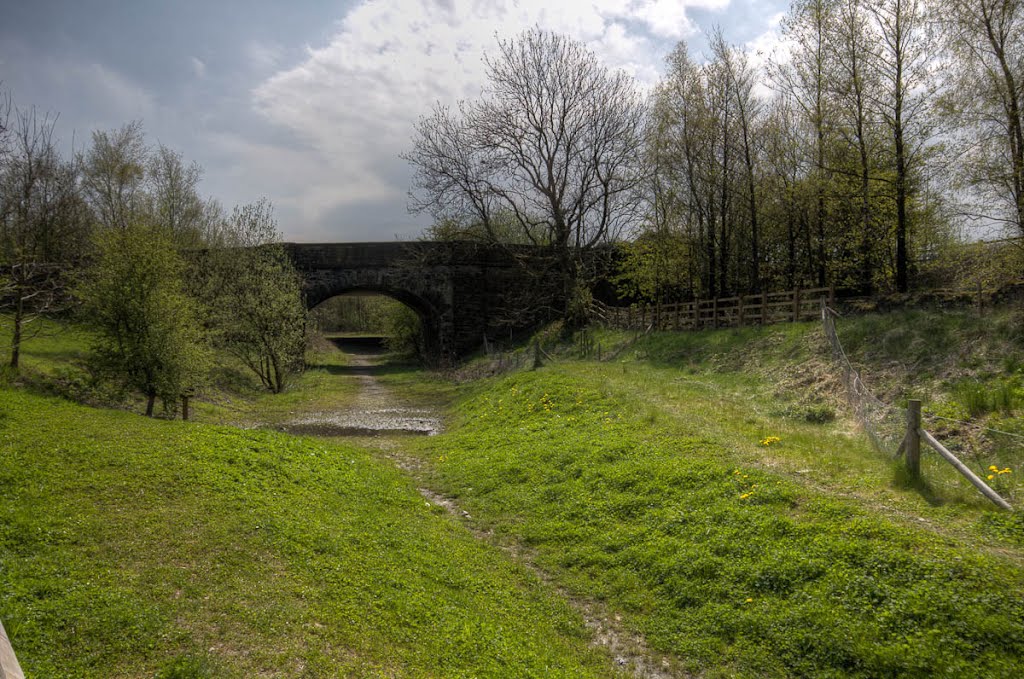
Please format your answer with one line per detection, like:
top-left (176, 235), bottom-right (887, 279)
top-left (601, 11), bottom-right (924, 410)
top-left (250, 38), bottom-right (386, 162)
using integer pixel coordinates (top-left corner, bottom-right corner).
top-left (634, 0), bottom-right (730, 40)
top-left (743, 11), bottom-right (790, 98)
top-left (249, 0), bottom-right (739, 239)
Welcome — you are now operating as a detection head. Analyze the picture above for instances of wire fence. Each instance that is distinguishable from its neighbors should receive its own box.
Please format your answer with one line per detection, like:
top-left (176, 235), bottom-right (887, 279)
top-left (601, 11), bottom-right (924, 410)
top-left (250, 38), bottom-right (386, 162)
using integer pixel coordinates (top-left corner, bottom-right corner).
top-left (821, 299), bottom-right (1020, 507)
top-left (820, 302), bottom-right (906, 456)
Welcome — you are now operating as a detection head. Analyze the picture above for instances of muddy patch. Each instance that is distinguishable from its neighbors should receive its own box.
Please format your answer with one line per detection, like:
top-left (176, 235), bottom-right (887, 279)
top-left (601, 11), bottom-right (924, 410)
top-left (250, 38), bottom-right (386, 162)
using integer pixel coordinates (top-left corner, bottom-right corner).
top-left (279, 409), bottom-right (441, 437)
top-left (280, 341), bottom-right (442, 438)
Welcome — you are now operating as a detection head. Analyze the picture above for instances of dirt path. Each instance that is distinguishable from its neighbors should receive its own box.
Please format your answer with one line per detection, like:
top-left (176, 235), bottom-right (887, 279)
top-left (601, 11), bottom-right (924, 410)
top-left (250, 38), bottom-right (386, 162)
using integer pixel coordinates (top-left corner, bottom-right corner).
top-left (281, 340), bottom-right (683, 678)
top-left (279, 341), bottom-right (441, 437)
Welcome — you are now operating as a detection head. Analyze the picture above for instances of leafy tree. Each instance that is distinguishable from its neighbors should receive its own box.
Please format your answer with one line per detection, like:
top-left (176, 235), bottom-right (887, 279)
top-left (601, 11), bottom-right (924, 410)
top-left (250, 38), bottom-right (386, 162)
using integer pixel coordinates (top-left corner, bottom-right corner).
top-left (203, 199), bottom-right (306, 393)
top-left (77, 223), bottom-right (209, 416)
top-left (866, 0), bottom-right (936, 292)
top-left (829, 0), bottom-right (885, 293)
top-left (770, 0), bottom-right (840, 288)
top-left (81, 122), bottom-right (223, 247)
top-left (145, 143), bottom-right (217, 248)
top-left (614, 228), bottom-right (693, 303)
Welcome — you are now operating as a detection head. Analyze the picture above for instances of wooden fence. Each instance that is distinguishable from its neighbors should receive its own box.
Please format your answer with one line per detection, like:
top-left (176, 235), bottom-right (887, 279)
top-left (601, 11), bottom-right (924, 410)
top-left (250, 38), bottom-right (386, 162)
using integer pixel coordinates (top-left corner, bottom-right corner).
top-left (592, 286), bottom-right (834, 331)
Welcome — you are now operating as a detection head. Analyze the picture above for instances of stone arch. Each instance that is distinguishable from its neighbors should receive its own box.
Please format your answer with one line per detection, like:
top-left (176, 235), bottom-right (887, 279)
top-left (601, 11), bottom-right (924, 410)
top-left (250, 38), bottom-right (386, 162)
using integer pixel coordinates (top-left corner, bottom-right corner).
top-left (284, 242), bottom-right (586, 362)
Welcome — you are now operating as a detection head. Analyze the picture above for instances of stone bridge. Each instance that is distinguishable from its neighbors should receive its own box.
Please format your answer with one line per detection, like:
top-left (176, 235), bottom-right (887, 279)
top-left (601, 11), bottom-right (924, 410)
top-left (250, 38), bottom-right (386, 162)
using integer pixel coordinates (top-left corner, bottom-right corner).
top-left (283, 241), bottom-right (567, 360)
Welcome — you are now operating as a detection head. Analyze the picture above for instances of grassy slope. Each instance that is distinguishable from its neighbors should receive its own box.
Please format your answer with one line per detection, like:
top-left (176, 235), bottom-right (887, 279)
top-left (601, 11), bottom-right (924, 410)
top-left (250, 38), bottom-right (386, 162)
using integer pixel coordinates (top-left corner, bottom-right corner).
top-left (411, 312), bottom-right (1024, 677)
top-left (6, 308), bottom-right (1024, 676)
top-left (0, 388), bottom-right (614, 677)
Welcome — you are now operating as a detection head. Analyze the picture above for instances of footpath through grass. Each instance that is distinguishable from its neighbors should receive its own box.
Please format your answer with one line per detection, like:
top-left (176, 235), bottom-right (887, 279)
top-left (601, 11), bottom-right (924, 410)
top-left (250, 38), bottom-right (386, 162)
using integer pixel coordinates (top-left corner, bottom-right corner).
top-left (412, 341), bottom-right (1024, 677)
top-left (0, 387), bottom-right (614, 677)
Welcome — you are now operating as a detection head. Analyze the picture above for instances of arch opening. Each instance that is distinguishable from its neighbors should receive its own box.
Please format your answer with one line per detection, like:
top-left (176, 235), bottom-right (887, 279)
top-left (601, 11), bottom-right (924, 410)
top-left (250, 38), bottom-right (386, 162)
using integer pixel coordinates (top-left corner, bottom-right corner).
top-left (310, 289), bottom-right (435, 359)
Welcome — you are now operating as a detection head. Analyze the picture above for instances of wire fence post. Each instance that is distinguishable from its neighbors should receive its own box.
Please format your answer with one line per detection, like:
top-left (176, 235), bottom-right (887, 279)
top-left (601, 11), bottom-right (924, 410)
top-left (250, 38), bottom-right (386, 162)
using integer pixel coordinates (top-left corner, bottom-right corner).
top-left (906, 400), bottom-right (922, 478)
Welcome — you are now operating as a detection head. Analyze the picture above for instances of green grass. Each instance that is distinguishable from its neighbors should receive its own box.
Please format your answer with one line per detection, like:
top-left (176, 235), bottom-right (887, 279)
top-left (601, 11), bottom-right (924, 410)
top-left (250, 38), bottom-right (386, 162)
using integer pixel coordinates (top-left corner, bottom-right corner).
top-left (6, 307), bottom-right (1024, 675)
top-left (583, 309), bottom-right (1024, 504)
top-left (412, 364), bottom-right (1024, 677)
top-left (409, 327), bottom-right (1024, 675)
top-left (0, 387), bottom-right (615, 677)
top-left (0, 315), bottom-right (365, 426)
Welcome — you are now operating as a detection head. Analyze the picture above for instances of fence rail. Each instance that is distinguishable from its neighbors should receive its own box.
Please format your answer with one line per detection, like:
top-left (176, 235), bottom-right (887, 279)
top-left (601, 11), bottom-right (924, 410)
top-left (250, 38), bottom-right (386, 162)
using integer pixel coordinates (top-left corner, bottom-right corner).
top-left (592, 286), bottom-right (834, 331)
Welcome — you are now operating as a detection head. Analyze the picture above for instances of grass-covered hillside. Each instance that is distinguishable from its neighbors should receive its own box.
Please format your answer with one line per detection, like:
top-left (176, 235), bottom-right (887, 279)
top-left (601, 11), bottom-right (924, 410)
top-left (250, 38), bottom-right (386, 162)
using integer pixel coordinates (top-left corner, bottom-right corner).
top-left (3, 306), bottom-right (1024, 677)
top-left (0, 387), bottom-right (615, 677)
top-left (414, 307), bottom-right (1024, 677)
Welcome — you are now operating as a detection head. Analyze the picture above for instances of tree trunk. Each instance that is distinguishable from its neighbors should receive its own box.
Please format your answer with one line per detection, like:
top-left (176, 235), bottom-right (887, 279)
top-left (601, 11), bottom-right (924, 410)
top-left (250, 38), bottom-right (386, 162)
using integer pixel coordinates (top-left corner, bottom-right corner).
top-left (984, 14), bottom-right (1024, 234)
top-left (894, 55), bottom-right (909, 293)
top-left (858, 119), bottom-right (873, 295)
top-left (146, 391), bottom-right (156, 417)
top-left (10, 292), bottom-right (23, 369)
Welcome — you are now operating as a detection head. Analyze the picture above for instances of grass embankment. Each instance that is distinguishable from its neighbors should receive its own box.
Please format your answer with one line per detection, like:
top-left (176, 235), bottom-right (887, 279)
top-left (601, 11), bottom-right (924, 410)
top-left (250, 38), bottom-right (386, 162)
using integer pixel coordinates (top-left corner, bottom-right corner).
top-left (0, 387), bottom-right (616, 677)
top-left (410, 310), bottom-right (1024, 677)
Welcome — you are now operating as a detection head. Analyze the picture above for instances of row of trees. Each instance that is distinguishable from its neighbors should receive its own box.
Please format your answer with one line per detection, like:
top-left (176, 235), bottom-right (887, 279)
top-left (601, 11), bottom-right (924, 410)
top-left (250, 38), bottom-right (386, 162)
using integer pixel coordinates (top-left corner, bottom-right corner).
top-left (0, 95), bottom-right (307, 414)
top-left (407, 2), bottom-right (1024, 312)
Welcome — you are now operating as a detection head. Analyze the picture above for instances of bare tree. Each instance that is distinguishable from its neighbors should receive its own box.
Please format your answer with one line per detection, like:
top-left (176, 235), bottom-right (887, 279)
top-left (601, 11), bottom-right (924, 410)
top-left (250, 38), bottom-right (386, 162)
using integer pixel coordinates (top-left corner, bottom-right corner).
top-left (0, 106), bottom-right (89, 368)
top-left (81, 120), bottom-right (147, 230)
top-left (406, 28), bottom-right (647, 323)
top-left (146, 143), bottom-right (207, 248)
top-left (0, 88), bottom-right (10, 162)
top-left (941, 0), bottom-right (1024, 236)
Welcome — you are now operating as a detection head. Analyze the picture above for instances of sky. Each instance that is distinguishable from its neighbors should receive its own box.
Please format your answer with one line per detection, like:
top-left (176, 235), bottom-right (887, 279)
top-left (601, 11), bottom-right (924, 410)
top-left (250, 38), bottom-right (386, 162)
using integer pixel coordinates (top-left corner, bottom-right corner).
top-left (1, 0), bottom-right (788, 242)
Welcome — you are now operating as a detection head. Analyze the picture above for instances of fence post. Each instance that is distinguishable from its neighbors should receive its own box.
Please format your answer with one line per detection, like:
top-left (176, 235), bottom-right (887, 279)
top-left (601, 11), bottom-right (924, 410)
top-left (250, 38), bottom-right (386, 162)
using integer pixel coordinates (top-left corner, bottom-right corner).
top-left (761, 291), bottom-right (768, 324)
top-left (793, 288), bottom-right (801, 322)
top-left (712, 297), bottom-right (718, 328)
top-left (181, 395), bottom-right (190, 422)
top-left (738, 296), bottom-right (745, 326)
top-left (906, 400), bottom-right (921, 478)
